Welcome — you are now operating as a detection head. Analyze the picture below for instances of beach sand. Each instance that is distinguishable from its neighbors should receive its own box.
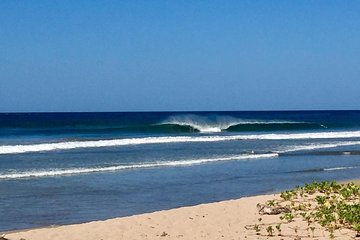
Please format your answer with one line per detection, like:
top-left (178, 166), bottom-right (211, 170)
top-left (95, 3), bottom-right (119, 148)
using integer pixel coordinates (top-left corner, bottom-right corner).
top-left (5, 189), bottom-right (358, 240)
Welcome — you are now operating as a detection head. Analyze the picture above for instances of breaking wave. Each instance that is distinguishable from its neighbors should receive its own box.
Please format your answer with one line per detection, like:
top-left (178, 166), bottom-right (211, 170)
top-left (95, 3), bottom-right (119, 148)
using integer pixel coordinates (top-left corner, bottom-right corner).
top-left (159, 115), bottom-right (324, 133)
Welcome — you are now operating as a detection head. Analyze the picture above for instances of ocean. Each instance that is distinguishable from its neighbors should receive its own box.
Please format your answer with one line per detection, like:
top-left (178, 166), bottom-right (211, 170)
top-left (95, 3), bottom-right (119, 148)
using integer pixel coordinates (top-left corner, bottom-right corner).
top-left (1, 111), bottom-right (360, 231)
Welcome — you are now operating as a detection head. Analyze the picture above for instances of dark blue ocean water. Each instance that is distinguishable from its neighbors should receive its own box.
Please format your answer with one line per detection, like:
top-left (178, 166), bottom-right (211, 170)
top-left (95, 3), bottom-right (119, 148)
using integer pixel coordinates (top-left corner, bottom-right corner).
top-left (1, 111), bottom-right (360, 231)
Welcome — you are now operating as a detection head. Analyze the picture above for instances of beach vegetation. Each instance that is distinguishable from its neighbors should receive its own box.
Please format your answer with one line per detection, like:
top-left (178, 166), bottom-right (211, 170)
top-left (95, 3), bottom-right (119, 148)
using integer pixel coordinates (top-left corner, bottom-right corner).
top-left (266, 225), bottom-right (274, 236)
top-left (266, 200), bottom-right (276, 206)
top-left (309, 226), bottom-right (316, 237)
top-left (280, 213), bottom-right (294, 222)
top-left (249, 181), bottom-right (360, 238)
top-left (275, 223), bottom-right (282, 236)
top-left (254, 224), bottom-right (260, 234)
top-left (278, 181), bottom-right (360, 237)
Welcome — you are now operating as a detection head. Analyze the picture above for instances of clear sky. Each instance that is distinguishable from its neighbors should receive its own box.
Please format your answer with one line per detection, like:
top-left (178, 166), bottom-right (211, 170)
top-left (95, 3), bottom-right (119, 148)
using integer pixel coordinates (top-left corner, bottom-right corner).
top-left (1, 0), bottom-right (359, 112)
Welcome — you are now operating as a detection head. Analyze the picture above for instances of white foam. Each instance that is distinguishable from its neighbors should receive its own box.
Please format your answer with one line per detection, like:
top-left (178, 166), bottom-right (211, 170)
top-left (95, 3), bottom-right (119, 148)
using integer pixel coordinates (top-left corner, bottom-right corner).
top-left (243, 131), bottom-right (360, 140)
top-left (279, 141), bottom-right (360, 153)
top-left (160, 115), bottom-right (236, 133)
top-left (0, 136), bottom-right (231, 154)
top-left (0, 153), bottom-right (278, 179)
top-left (2, 131), bottom-right (360, 154)
top-left (324, 166), bottom-right (360, 171)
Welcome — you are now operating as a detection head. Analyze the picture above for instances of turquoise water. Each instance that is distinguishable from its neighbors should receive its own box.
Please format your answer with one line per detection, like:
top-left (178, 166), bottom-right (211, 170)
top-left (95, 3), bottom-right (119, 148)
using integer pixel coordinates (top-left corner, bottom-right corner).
top-left (1, 111), bottom-right (360, 231)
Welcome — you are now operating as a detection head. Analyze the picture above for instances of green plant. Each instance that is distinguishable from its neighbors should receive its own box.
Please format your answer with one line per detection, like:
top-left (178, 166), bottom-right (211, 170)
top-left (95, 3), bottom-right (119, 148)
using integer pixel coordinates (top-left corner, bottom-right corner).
top-left (266, 200), bottom-right (276, 206)
top-left (310, 226), bottom-right (315, 237)
top-left (280, 190), bottom-right (295, 201)
top-left (353, 223), bottom-right (360, 232)
top-left (315, 196), bottom-right (326, 205)
top-left (275, 223), bottom-right (282, 236)
top-left (280, 213), bottom-right (294, 222)
top-left (254, 224), bottom-right (261, 234)
top-left (266, 225), bottom-right (274, 236)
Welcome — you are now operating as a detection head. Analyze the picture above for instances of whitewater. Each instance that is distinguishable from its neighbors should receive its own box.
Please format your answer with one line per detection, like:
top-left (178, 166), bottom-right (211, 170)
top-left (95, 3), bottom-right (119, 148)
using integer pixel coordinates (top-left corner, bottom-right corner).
top-left (2, 130), bottom-right (360, 154)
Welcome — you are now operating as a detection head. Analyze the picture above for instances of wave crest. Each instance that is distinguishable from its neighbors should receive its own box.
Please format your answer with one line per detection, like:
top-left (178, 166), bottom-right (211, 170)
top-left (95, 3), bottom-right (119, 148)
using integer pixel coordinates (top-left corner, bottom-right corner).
top-left (159, 115), bottom-right (323, 133)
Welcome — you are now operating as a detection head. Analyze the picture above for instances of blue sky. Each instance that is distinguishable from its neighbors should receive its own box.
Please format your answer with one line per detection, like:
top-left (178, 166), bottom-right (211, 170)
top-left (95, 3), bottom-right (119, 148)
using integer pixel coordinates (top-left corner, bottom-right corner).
top-left (1, 0), bottom-right (359, 112)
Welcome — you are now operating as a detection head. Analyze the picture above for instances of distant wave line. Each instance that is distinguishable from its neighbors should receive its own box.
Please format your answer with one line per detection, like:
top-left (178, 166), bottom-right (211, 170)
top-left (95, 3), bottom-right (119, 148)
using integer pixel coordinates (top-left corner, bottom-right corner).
top-left (158, 119), bottom-right (322, 133)
top-left (0, 153), bottom-right (278, 180)
top-left (286, 165), bottom-right (360, 174)
top-left (278, 141), bottom-right (360, 153)
top-left (2, 131), bottom-right (360, 154)
top-left (324, 166), bottom-right (360, 171)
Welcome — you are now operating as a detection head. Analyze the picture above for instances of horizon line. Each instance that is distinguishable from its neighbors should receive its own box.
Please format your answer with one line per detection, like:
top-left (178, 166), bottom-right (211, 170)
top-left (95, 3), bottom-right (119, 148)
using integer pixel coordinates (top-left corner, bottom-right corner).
top-left (0, 109), bottom-right (359, 114)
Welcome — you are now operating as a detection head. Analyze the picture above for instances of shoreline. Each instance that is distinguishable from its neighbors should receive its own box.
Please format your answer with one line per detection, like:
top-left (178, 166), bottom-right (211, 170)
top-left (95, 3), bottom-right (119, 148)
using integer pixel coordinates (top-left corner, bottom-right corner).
top-left (5, 194), bottom-right (278, 240)
top-left (4, 179), bottom-right (360, 240)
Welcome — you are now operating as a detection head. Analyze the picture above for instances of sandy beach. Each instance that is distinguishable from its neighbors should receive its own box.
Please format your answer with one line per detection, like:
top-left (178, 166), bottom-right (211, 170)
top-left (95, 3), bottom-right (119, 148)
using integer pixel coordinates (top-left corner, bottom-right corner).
top-left (5, 183), bottom-right (359, 240)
